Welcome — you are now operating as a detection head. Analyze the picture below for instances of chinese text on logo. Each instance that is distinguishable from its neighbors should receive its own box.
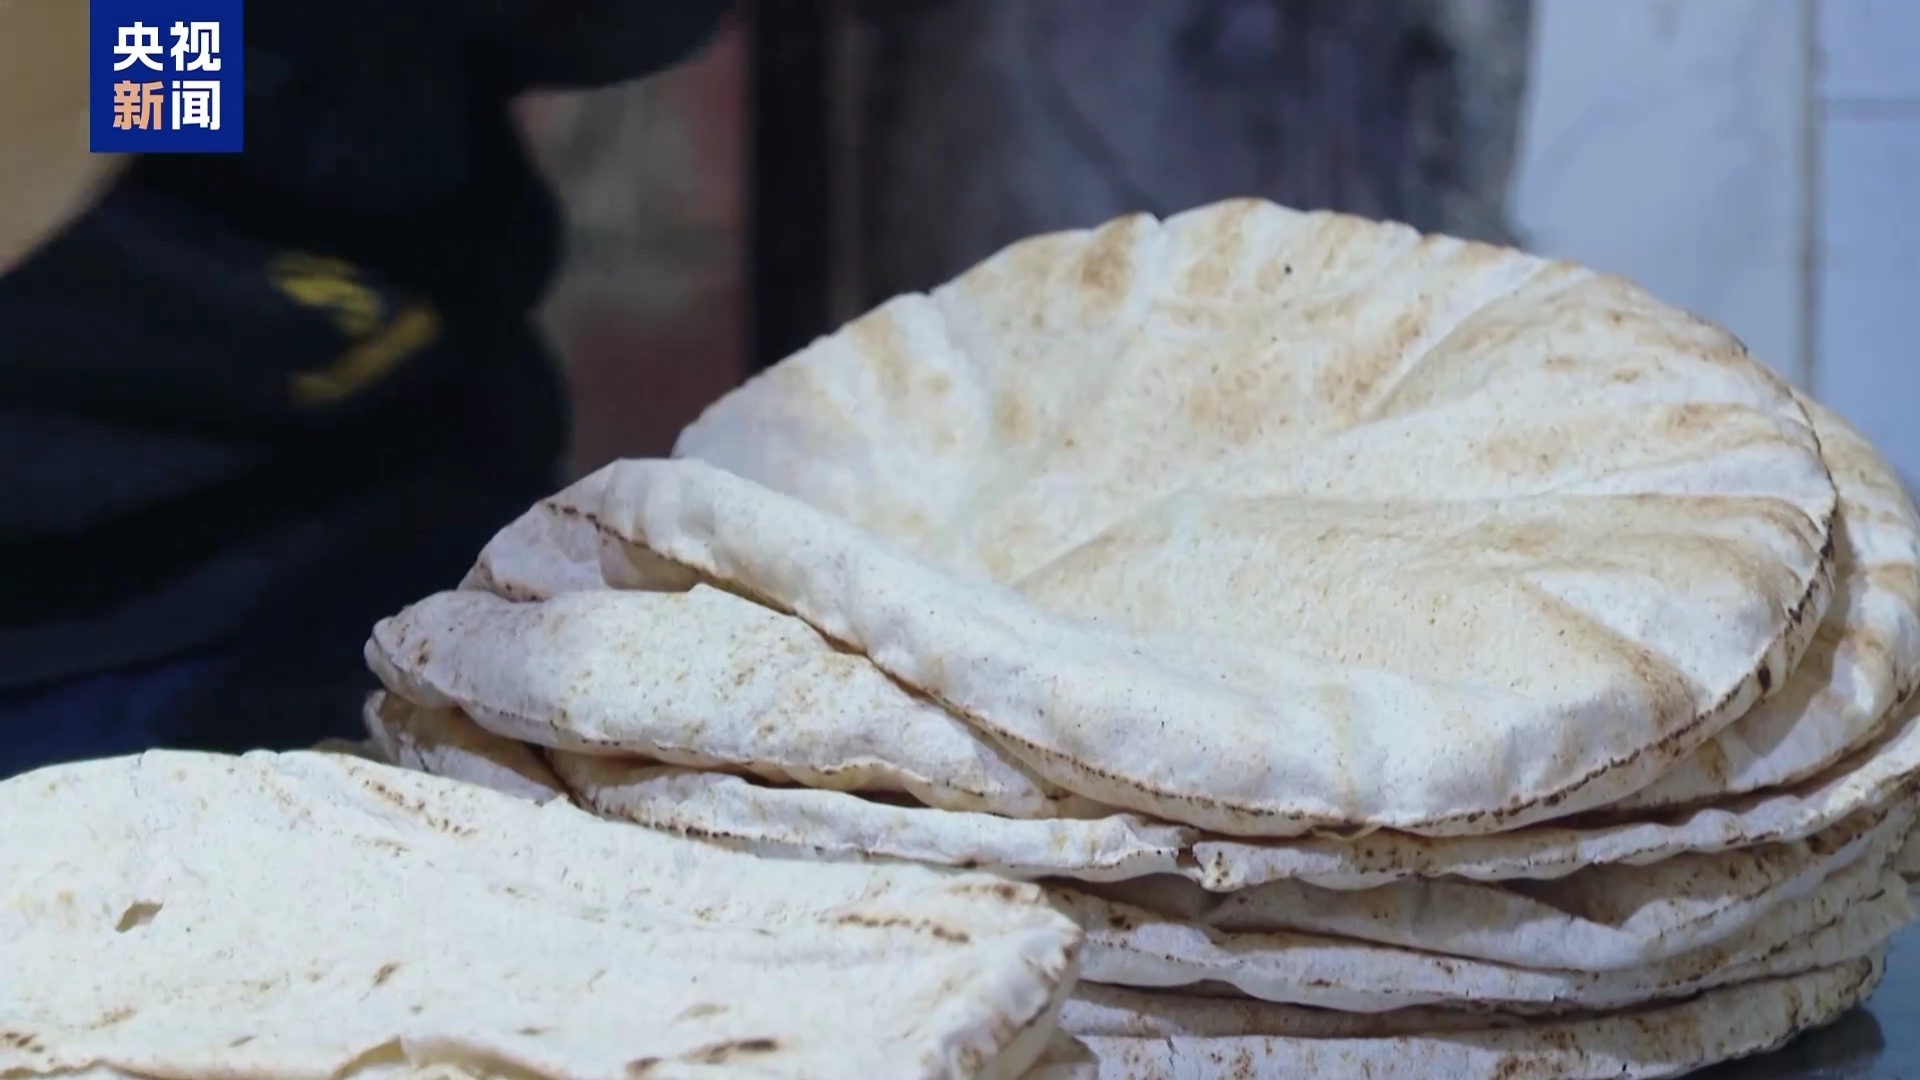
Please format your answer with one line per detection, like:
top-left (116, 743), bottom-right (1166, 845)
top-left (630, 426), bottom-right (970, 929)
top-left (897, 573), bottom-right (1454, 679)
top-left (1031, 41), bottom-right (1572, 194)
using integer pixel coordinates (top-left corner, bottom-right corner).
top-left (90, 0), bottom-right (244, 153)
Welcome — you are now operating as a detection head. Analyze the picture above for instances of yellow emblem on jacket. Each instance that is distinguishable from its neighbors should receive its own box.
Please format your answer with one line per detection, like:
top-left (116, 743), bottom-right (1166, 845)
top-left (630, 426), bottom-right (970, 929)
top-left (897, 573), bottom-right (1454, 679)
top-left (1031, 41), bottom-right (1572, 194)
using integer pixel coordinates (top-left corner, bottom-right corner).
top-left (269, 252), bottom-right (441, 407)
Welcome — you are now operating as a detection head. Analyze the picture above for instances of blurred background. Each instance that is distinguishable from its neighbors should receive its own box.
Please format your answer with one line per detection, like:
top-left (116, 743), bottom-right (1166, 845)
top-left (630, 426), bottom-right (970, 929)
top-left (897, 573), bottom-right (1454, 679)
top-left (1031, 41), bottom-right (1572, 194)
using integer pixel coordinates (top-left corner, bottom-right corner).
top-left (527, 0), bottom-right (1916, 490)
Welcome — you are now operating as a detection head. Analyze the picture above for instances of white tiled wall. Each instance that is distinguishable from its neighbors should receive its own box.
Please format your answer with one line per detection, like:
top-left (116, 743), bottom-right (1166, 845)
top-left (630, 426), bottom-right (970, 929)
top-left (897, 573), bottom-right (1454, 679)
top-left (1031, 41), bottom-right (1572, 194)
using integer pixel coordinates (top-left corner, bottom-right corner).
top-left (1511, 0), bottom-right (1812, 384)
top-left (1814, 0), bottom-right (1920, 495)
top-left (1514, 0), bottom-right (1919, 493)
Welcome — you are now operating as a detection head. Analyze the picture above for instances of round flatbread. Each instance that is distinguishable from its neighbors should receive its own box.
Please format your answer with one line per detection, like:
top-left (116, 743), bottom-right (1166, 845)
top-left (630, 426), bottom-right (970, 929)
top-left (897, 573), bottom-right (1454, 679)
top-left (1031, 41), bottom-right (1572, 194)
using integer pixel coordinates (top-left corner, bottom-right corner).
top-left (459, 469), bottom-right (630, 600)
top-left (1076, 796), bottom-right (1913, 972)
top-left (362, 691), bottom-right (568, 803)
top-left (533, 703), bottom-right (1920, 890)
top-left (1063, 957), bottom-right (1883, 1080)
top-left (1620, 398), bottom-right (1920, 809)
top-left (367, 587), bottom-right (1067, 817)
top-left (0, 751), bottom-right (1081, 1080)
top-left (369, 698), bottom-right (1912, 980)
top-left (458, 395), bottom-right (1912, 834)
top-left (1053, 865), bottom-right (1910, 1010)
top-left (647, 200), bottom-right (1837, 837)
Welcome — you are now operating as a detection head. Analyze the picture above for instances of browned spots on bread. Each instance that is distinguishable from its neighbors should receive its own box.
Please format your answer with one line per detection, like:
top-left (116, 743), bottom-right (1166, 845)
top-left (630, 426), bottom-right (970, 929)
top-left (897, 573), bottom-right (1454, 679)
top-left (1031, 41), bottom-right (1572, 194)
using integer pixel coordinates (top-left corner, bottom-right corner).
top-left (1178, 199), bottom-right (1259, 297)
top-left (846, 309), bottom-right (914, 404)
top-left (1315, 307), bottom-right (1429, 417)
top-left (361, 778), bottom-right (477, 838)
top-left (993, 392), bottom-right (1035, 444)
top-left (686, 1037), bottom-right (783, 1064)
top-left (1, 1030), bottom-right (45, 1054)
top-left (974, 505), bottom-right (1834, 834)
top-left (832, 909), bottom-right (972, 944)
top-left (954, 879), bottom-right (1028, 904)
top-left (86, 1006), bottom-right (137, 1030)
top-left (1473, 402), bottom-right (1802, 483)
top-left (1075, 214), bottom-right (1149, 315)
top-left (373, 961), bottom-right (401, 986)
top-left (114, 900), bottom-right (162, 932)
top-left (1251, 258), bottom-right (1296, 292)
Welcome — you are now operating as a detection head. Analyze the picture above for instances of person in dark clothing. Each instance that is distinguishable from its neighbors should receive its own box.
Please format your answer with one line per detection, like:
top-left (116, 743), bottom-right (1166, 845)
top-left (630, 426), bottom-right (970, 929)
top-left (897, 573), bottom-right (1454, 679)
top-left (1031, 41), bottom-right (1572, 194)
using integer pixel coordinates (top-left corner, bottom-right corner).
top-left (0, 2), bottom-right (730, 776)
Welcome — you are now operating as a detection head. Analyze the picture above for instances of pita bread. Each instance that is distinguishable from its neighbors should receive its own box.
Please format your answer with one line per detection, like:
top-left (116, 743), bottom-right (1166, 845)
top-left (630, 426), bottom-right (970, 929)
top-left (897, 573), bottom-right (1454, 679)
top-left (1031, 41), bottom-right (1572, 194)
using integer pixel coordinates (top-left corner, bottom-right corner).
top-left (451, 396), bottom-right (1913, 833)
top-left (1, 751), bottom-right (1082, 1080)
top-left (643, 200), bottom-right (1837, 837)
top-left (551, 753), bottom-right (1192, 884)
top-left (77, 1054), bottom-right (1093, 1080)
top-left (368, 588), bottom-right (1066, 817)
top-left (1076, 795), bottom-right (1914, 972)
top-left (460, 471), bottom-right (703, 601)
top-left (1619, 399), bottom-right (1920, 810)
top-left (1056, 867), bottom-right (1910, 1011)
top-left (459, 470), bottom-right (622, 599)
top-left (376, 703), bottom-right (1913, 983)
top-left (1192, 701), bottom-right (1920, 890)
top-left (1065, 957), bottom-right (1883, 1080)
top-left (540, 702), bottom-right (1920, 890)
top-left (1061, 986), bottom-right (1533, 1040)
top-left (363, 692), bottom-right (568, 803)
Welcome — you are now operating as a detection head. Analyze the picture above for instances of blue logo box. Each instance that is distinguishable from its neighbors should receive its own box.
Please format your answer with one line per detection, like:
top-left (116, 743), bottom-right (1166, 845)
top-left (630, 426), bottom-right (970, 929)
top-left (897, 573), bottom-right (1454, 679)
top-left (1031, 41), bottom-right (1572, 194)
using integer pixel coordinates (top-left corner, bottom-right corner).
top-left (90, 0), bottom-right (244, 153)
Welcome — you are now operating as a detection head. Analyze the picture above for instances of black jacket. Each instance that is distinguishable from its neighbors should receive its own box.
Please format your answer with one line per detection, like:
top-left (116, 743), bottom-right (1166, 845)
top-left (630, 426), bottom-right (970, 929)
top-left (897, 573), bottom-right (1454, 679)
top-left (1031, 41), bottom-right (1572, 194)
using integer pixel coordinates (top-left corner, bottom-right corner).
top-left (0, 1), bottom-right (729, 685)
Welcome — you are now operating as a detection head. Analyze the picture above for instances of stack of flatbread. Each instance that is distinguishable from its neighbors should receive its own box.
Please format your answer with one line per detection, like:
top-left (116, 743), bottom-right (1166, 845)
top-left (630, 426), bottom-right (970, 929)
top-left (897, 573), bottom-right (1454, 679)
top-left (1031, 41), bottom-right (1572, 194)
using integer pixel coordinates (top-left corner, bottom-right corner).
top-left (363, 201), bottom-right (1920, 1080)
top-left (2, 750), bottom-right (1085, 1080)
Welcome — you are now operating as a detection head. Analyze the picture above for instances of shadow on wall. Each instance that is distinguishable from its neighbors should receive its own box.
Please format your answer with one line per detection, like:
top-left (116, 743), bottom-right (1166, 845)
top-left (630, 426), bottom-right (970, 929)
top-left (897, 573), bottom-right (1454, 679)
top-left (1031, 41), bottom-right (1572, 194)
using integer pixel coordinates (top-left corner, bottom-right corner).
top-left (513, 24), bottom-right (748, 477)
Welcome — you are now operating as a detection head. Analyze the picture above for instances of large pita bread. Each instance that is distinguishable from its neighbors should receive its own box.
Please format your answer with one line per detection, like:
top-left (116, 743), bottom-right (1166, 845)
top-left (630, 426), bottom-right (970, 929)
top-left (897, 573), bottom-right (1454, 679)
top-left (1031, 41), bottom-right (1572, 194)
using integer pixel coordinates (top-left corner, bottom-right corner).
top-left (367, 587), bottom-right (1067, 817)
top-left (538, 701), bottom-right (1920, 890)
top-left (1077, 795), bottom-right (1915, 972)
top-left (363, 692), bottom-right (567, 803)
top-left (1061, 986), bottom-right (1535, 1040)
top-left (369, 699), bottom-right (1913, 982)
top-left (76, 1052), bottom-right (1094, 1080)
top-left (1190, 702), bottom-right (1920, 890)
top-left (455, 399), bottom-right (1912, 837)
top-left (0, 751), bottom-right (1081, 1080)
top-left (1057, 868), bottom-right (1910, 1011)
top-left (459, 470), bottom-right (693, 601)
top-left (1062, 957), bottom-right (1883, 1080)
top-left (1619, 399), bottom-right (1920, 810)
top-left (639, 200), bottom-right (1837, 837)
top-left (554, 753), bottom-right (1192, 883)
